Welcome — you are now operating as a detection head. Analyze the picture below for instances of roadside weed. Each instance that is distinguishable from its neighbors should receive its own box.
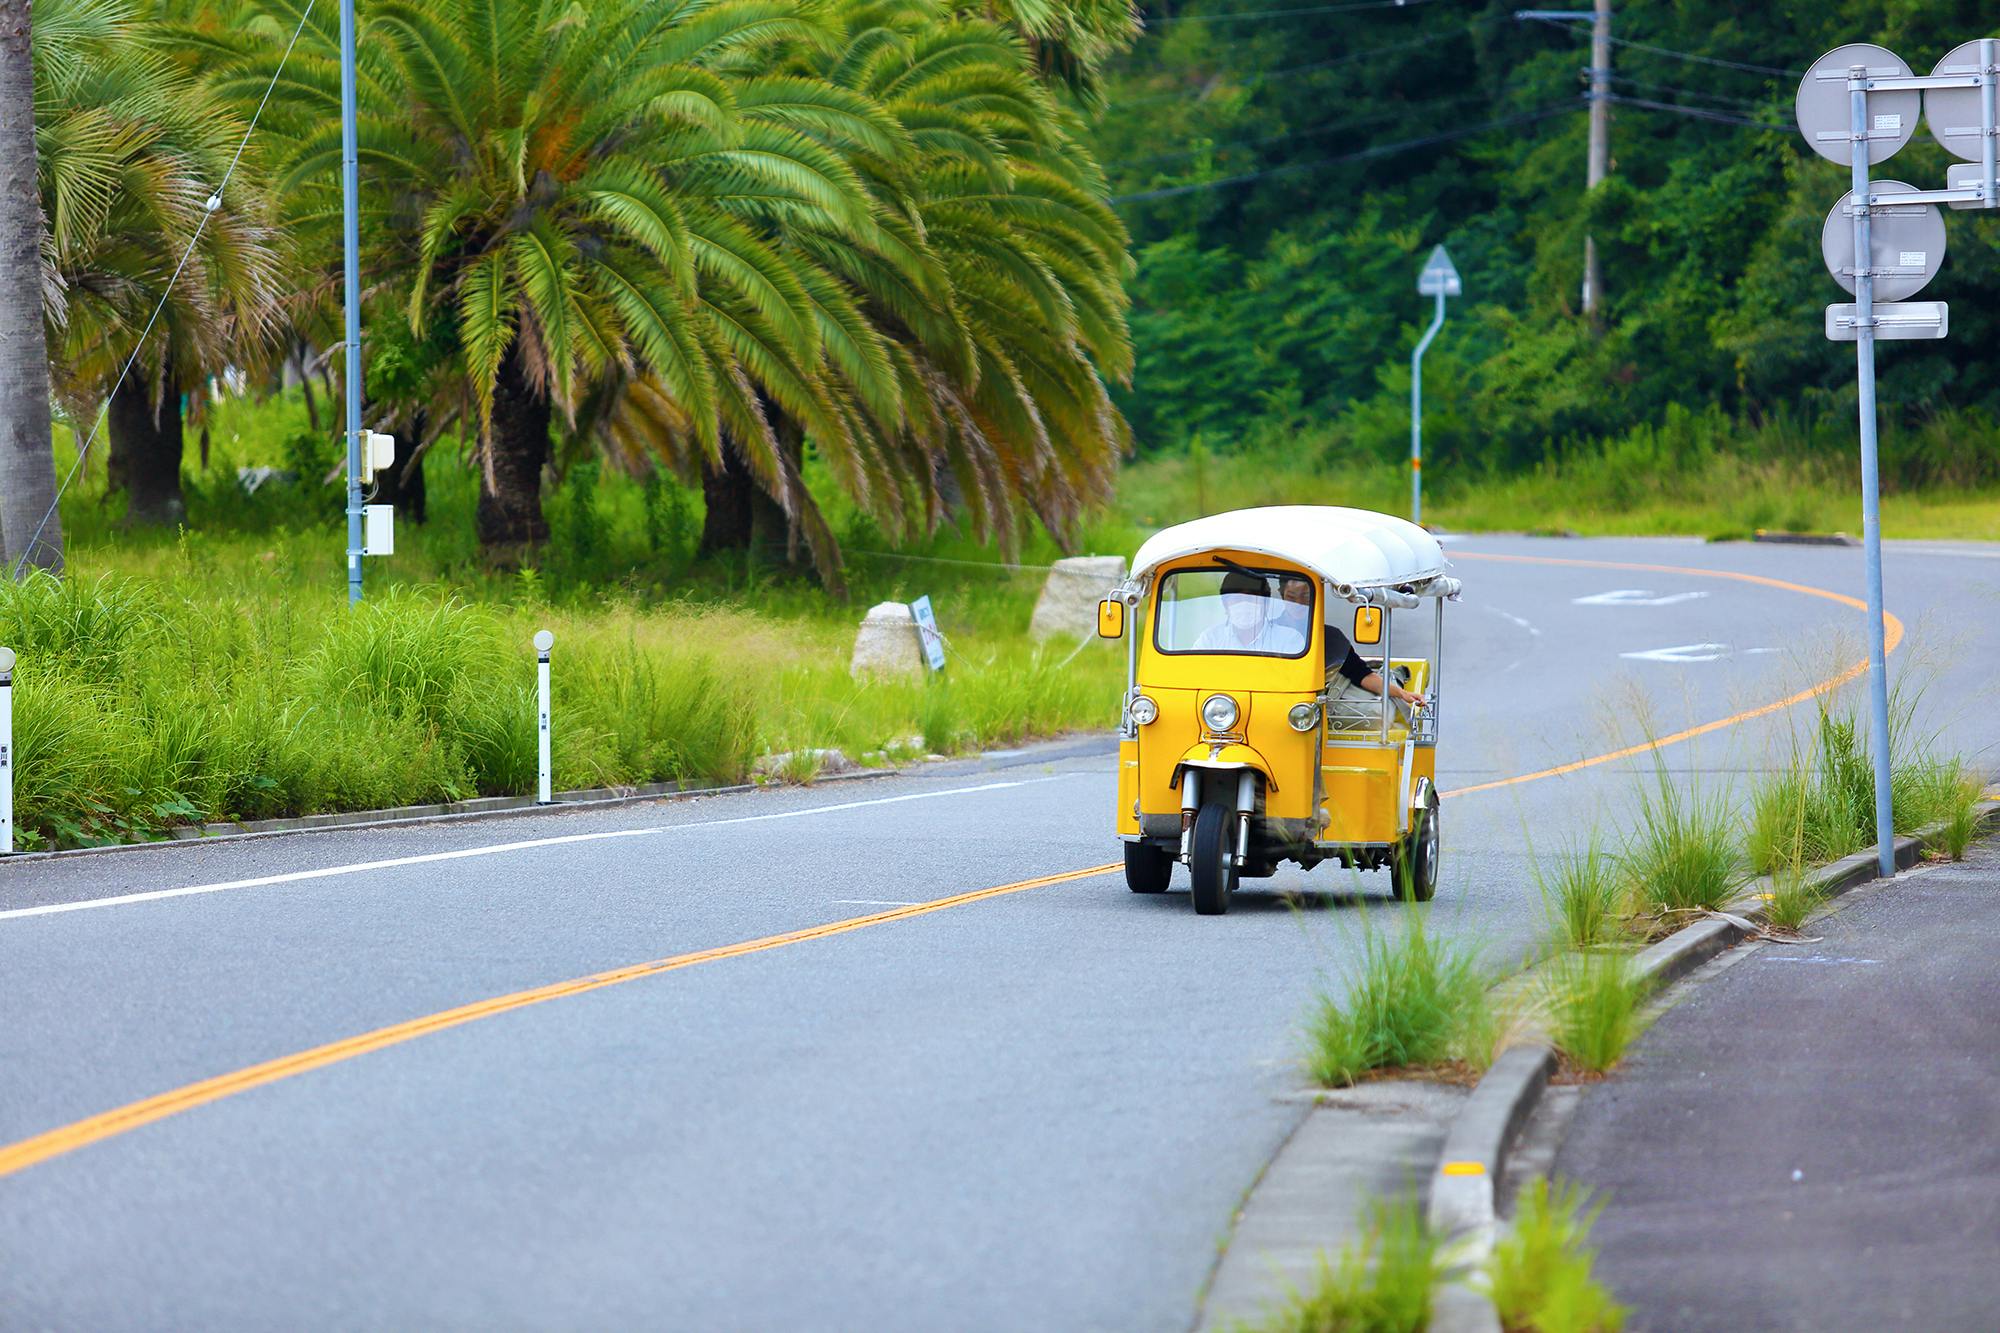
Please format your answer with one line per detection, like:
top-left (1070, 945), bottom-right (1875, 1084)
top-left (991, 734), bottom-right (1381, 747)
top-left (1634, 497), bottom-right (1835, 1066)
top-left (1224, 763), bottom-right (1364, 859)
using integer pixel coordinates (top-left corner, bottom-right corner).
top-left (1540, 954), bottom-right (1651, 1075)
top-left (1306, 911), bottom-right (1491, 1087)
top-left (1623, 760), bottom-right (1743, 917)
top-left (1232, 1195), bottom-right (1436, 1333)
top-left (1935, 775), bottom-right (1985, 861)
top-left (1535, 835), bottom-right (1624, 949)
top-left (1487, 1178), bottom-right (1626, 1333)
top-left (1759, 868), bottom-right (1825, 934)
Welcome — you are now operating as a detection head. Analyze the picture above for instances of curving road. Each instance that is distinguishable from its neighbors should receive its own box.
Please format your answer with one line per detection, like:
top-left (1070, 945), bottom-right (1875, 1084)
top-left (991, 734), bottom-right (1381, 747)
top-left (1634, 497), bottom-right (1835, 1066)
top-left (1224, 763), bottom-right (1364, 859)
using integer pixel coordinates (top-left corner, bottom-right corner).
top-left (3, 536), bottom-right (1996, 1330)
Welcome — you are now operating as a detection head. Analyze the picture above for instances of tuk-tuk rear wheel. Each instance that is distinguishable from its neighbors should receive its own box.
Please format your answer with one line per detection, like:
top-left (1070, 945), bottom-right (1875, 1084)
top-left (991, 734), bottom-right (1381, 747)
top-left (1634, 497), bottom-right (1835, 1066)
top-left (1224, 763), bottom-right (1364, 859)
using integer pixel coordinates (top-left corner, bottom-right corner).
top-left (1189, 800), bottom-right (1238, 915)
top-left (1125, 840), bottom-right (1173, 893)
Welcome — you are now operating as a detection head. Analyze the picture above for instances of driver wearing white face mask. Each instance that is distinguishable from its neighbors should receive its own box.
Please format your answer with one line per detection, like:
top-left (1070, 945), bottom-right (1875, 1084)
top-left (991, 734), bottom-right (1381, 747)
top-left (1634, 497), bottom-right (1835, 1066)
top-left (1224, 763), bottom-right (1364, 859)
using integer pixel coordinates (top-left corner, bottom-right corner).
top-left (1192, 570), bottom-right (1306, 655)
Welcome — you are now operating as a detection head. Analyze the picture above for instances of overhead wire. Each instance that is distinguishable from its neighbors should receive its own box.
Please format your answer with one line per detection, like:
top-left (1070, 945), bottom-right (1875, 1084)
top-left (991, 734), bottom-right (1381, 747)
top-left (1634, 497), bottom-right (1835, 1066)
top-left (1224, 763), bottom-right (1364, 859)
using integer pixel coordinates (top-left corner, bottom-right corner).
top-left (1112, 103), bottom-right (1580, 203)
top-left (1522, 14), bottom-right (1801, 79)
top-left (12, 0), bottom-right (321, 578)
top-left (1598, 72), bottom-right (1773, 111)
top-left (1146, 0), bottom-right (1443, 24)
top-left (1599, 93), bottom-right (1790, 133)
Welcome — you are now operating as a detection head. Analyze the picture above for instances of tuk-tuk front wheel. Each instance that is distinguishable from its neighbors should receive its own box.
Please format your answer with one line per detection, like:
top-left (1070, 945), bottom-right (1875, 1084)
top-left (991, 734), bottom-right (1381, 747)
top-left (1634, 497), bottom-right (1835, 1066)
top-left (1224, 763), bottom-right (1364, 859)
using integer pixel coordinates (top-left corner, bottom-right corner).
top-left (1189, 800), bottom-right (1239, 916)
top-left (1394, 792), bottom-right (1441, 902)
top-left (1125, 840), bottom-right (1173, 893)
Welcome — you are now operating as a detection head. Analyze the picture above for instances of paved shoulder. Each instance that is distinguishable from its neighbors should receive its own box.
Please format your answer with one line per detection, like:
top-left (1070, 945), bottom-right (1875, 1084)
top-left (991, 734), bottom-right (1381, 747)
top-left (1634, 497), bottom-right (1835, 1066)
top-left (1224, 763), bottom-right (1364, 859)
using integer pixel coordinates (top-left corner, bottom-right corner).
top-left (1554, 844), bottom-right (2000, 1331)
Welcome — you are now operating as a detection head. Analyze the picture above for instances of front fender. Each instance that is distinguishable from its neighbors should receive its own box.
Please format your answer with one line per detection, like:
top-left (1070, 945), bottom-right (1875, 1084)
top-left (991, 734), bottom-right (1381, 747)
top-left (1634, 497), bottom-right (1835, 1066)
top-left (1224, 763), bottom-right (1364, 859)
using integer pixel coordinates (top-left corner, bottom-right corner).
top-left (1172, 741), bottom-right (1278, 795)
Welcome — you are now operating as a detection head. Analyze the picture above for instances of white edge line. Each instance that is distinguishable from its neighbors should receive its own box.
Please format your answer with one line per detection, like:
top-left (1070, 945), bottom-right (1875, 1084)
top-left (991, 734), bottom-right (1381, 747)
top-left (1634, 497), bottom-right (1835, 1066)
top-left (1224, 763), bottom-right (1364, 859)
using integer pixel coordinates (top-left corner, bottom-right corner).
top-left (1, 777), bottom-right (1076, 923)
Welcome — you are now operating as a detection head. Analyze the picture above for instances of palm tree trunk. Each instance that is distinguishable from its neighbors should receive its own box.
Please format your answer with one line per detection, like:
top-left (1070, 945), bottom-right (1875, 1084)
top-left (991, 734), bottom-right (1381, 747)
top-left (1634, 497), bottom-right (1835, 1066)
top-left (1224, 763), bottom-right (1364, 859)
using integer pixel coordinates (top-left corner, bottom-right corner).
top-left (0, 0), bottom-right (60, 573)
top-left (106, 360), bottom-right (187, 526)
top-left (699, 446), bottom-right (788, 563)
top-left (476, 350), bottom-right (549, 554)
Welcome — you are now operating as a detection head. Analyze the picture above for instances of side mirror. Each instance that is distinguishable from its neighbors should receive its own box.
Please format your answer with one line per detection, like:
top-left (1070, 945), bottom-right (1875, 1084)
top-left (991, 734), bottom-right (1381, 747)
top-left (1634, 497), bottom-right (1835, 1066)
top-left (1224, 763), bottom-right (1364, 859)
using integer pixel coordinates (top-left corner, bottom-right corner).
top-left (1097, 598), bottom-right (1126, 640)
top-left (1352, 605), bottom-right (1383, 646)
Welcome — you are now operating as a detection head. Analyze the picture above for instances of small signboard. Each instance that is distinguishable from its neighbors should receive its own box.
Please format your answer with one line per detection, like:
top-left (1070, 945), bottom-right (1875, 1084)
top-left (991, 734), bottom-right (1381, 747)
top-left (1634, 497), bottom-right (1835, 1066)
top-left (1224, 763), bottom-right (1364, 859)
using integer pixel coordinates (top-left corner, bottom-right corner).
top-left (1417, 244), bottom-right (1462, 297)
top-left (910, 595), bottom-right (946, 673)
top-left (1825, 300), bottom-right (1949, 341)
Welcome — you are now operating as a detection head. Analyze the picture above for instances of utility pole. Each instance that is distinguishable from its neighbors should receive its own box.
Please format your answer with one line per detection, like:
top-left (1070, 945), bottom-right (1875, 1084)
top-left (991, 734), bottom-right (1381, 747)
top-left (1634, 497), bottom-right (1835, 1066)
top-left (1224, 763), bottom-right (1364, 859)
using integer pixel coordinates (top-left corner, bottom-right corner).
top-left (1516, 6), bottom-right (1613, 320)
top-left (339, 0), bottom-right (363, 604)
top-left (1583, 0), bottom-right (1611, 321)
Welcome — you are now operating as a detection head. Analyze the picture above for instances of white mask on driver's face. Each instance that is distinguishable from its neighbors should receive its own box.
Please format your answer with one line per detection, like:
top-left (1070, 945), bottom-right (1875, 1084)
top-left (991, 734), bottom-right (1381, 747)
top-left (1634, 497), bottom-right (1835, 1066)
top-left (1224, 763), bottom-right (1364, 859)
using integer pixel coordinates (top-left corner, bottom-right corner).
top-left (1225, 596), bottom-right (1264, 631)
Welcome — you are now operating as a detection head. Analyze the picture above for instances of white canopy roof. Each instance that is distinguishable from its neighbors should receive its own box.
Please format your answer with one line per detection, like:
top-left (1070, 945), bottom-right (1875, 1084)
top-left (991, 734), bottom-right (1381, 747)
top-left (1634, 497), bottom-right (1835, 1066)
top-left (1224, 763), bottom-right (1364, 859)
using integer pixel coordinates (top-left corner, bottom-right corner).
top-left (1130, 506), bottom-right (1452, 594)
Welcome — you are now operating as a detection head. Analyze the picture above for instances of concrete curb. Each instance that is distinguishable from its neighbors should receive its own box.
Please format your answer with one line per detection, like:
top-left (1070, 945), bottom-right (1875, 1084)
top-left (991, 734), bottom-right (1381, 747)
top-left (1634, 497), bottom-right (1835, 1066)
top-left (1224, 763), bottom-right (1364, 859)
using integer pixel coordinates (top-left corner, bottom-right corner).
top-left (1750, 530), bottom-right (1860, 547)
top-left (1426, 798), bottom-right (2000, 1332)
top-left (4, 768), bottom-right (900, 865)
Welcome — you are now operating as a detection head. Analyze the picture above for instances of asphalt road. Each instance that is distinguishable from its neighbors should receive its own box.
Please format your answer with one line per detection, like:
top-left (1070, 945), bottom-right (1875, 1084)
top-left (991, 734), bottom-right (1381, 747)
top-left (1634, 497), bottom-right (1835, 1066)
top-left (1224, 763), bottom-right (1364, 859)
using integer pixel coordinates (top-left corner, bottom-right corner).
top-left (1554, 842), bottom-right (2000, 1331)
top-left (3, 535), bottom-right (1996, 1330)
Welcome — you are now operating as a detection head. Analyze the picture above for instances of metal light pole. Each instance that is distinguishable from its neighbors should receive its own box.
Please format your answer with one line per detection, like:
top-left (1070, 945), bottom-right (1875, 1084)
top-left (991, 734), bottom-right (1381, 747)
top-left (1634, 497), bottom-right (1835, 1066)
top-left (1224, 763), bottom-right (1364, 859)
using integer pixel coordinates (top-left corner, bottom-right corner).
top-left (1411, 246), bottom-right (1461, 527)
top-left (339, 0), bottom-right (364, 604)
top-left (0, 645), bottom-right (13, 855)
top-left (1846, 66), bottom-right (1896, 878)
top-left (534, 630), bottom-right (554, 804)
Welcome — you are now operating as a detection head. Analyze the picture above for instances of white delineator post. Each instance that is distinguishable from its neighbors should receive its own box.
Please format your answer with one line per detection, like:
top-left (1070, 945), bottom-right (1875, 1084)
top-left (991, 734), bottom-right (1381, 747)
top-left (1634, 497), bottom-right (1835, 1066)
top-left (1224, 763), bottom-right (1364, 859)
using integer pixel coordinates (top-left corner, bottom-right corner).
top-left (1847, 66), bottom-right (1896, 879)
top-left (0, 645), bottom-right (13, 854)
top-left (534, 630), bottom-right (554, 805)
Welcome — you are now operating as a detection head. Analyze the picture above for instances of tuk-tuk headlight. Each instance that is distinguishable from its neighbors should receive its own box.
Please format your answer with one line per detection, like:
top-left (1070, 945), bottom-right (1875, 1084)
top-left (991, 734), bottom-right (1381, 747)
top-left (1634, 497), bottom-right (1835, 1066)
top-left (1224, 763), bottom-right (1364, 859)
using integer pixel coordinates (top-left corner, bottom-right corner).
top-left (1287, 701), bottom-right (1322, 733)
top-left (1129, 694), bottom-right (1158, 726)
top-left (1201, 693), bottom-right (1239, 732)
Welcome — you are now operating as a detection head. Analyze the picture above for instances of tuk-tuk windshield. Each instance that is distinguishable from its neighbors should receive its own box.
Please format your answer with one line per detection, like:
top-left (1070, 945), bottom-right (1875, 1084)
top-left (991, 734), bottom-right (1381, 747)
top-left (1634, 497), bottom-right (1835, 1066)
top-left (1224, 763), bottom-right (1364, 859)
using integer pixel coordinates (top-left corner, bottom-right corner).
top-left (1154, 567), bottom-right (1315, 658)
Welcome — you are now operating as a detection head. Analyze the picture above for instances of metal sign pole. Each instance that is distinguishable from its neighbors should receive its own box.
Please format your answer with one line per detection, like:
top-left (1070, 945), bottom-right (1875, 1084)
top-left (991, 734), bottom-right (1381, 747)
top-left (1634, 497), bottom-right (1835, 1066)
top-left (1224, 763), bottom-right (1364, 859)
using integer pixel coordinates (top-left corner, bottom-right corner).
top-left (1410, 287), bottom-right (1444, 525)
top-left (1984, 38), bottom-right (1997, 201)
top-left (0, 646), bottom-right (13, 855)
top-left (339, 0), bottom-right (364, 605)
top-left (1848, 66), bottom-right (1897, 878)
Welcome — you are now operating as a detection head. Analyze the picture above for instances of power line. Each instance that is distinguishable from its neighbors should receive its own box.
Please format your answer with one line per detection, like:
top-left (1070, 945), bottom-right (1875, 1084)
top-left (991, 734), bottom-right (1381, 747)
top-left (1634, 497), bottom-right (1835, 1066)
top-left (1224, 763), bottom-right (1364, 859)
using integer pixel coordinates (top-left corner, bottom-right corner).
top-left (1112, 103), bottom-right (1579, 203)
top-left (13, 0), bottom-right (320, 577)
top-left (1147, 0), bottom-right (1442, 24)
top-left (1523, 15), bottom-right (1800, 78)
top-left (1110, 92), bottom-right (1485, 168)
top-left (1600, 92), bottom-right (1789, 133)
top-left (1599, 72), bottom-right (1771, 111)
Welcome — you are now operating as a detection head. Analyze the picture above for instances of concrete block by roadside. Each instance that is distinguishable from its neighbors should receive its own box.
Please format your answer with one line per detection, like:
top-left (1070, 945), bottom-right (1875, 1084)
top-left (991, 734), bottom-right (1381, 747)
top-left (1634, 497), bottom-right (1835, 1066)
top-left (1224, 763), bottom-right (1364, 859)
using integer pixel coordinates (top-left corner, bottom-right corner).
top-left (1028, 556), bottom-right (1126, 642)
top-left (850, 601), bottom-right (924, 678)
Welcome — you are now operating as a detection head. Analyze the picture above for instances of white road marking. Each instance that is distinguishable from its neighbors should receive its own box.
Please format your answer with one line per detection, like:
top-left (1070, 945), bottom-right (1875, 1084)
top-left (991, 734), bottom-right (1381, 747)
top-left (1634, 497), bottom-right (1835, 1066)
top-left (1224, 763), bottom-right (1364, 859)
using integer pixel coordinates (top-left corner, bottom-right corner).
top-left (1481, 606), bottom-right (1542, 636)
top-left (1761, 955), bottom-right (1882, 966)
top-left (1573, 589), bottom-right (1711, 606)
top-left (1620, 642), bottom-right (1733, 663)
top-left (0, 776), bottom-right (1086, 923)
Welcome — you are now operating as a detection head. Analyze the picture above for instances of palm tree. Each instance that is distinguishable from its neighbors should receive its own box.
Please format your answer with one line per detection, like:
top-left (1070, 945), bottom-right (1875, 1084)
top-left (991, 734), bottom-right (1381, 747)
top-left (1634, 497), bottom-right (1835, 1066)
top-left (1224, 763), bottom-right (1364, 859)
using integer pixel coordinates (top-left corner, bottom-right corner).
top-left (235, 0), bottom-right (887, 559)
top-left (0, 0), bottom-right (60, 573)
top-left (39, 0), bottom-right (280, 526)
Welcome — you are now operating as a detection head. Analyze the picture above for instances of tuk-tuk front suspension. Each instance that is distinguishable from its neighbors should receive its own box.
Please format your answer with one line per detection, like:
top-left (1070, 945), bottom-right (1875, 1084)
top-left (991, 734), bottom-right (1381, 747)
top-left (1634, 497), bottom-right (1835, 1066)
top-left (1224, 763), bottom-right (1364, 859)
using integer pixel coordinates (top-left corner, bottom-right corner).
top-left (1178, 768), bottom-right (1260, 867)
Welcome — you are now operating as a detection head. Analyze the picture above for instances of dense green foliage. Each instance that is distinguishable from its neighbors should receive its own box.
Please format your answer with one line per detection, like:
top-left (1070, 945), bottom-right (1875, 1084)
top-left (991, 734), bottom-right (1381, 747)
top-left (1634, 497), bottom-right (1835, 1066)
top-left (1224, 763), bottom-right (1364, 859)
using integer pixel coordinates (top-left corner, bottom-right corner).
top-left (1094, 2), bottom-right (2000, 493)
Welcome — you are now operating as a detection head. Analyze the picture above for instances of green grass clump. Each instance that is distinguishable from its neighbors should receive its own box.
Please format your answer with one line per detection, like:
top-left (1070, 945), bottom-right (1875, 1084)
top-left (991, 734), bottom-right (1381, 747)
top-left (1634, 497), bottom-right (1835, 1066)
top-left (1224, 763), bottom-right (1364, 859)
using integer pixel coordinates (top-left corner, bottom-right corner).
top-left (1934, 775), bottom-right (1986, 861)
top-left (1232, 1196), bottom-right (1437, 1333)
top-left (1535, 836), bottom-right (1624, 949)
top-left (1540, 954), bottom-right (1651, 1075)
top-left (1306, 912), bottom-right (1492, 1087)
top-left (1760, 868), bottom-right (1826, 934)
top-left (1487, 1178), bottom-right (1626, 1333)
top-left (1623, 763), bottom-right (1743, 918)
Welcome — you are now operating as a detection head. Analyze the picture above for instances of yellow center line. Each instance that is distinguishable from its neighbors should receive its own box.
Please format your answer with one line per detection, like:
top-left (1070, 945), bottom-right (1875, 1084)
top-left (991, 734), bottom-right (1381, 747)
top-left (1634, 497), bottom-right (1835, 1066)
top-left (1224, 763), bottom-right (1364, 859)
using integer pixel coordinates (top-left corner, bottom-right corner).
top-left (0, 554), bottom-right (1900, 1181)
top-left (1440, 552), bottom-right (1903, 796)
top-left (0, 864), bottom-right (1117, 1180)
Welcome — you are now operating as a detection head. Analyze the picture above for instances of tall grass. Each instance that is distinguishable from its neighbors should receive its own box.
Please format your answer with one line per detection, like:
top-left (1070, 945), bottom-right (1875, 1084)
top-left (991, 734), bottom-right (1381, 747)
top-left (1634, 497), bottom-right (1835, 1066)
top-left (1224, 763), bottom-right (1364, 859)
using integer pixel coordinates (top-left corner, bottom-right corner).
top-left (1306, 910), bottom-right (1493, 1087)
top-left (1487, 1178), bottom-right (1626, 1333)
top-left (1539, 954), bottom-right (1651, 1075)
top-left (1535, 835), bottom-right (1624, 949)
top-left (1231, 1196), bottom-right (1437, 1333)
top-left (0, 566), bottom-right (1123, 849)
top-left (1622, 760), bottom-right (1743, 918)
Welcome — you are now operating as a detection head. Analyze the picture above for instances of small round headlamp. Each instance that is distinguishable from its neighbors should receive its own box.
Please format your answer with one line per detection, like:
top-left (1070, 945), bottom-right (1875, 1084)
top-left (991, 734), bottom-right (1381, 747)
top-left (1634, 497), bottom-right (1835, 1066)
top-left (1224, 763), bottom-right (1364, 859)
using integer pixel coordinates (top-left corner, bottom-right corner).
top-left (1287, 701), bottom-right (1322, 733)
top-left (1201, 693), bottom-right (1239, 732)
top-left (1129, 694), bottom-right (1159, 726)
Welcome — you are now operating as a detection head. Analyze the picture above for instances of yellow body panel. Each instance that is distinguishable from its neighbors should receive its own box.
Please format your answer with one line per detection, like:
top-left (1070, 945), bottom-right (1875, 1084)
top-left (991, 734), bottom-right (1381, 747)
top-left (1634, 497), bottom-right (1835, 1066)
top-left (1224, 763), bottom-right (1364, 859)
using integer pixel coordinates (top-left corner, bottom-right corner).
top-left (1117, 739), bottom-right (1140, 835)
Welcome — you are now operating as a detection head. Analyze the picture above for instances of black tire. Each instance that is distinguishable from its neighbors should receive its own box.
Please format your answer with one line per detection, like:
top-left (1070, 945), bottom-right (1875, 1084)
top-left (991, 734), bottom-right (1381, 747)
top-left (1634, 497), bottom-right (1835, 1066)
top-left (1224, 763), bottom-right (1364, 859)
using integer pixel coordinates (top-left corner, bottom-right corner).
top-left (1394, 792), bottom-right (1441, 902)
top-left (1189, 800), bottom-right (1238, 916)
top-left (1125, 840), bottom-right (1173, 893)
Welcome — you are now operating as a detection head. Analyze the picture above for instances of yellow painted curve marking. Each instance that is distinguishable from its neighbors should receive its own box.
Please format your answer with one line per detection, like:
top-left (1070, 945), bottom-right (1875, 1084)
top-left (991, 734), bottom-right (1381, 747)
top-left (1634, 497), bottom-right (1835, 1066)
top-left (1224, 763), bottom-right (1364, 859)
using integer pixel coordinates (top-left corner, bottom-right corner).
top-left (1438, 552), bottom-right (1904, 797)
top-left (0, 864), bottom-right (1117, 1180)
top-left (0, 553), bottom-right (1900, 1181)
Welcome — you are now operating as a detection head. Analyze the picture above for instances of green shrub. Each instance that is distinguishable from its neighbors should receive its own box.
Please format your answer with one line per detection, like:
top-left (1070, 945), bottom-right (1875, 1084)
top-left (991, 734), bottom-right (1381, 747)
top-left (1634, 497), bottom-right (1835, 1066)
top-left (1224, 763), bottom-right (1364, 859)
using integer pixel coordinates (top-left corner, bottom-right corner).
top-left (1233, 1196), bottom-right (1437, 1333)
top-left (1487, 1178), bottom-right (1626, 1333)
top-left (1306, 911), bottom-right (1491, 1087)
top-left (1760, 867), bottom-right (1825, 934)
top-left (1541, 954), bottom-right (1650, 1075)
top-left (1624, 763), bottom-right (1743, 916)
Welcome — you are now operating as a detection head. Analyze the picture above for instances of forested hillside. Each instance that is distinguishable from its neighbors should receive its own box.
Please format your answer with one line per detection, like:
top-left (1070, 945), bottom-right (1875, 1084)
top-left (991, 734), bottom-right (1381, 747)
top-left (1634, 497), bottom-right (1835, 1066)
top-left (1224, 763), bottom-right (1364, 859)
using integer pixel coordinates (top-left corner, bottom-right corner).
top-left (1093, 1), bottom-right (2000, 491)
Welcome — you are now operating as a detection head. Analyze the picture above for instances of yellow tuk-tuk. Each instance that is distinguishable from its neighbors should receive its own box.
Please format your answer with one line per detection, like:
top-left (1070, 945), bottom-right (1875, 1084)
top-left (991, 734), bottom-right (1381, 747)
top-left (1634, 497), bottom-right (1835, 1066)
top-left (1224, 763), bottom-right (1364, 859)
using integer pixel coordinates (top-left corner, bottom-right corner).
top-left (1096, 506), bottom-right (1460, 914)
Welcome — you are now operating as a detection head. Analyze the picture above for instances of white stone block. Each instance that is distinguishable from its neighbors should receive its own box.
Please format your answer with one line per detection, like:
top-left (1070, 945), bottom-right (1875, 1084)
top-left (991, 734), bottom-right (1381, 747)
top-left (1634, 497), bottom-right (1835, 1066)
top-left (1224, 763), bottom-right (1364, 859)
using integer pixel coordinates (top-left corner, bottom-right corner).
top-left (850, 601), bottom-right (924, 678)
top-left (1029, 555), bottom-right (1128, 642)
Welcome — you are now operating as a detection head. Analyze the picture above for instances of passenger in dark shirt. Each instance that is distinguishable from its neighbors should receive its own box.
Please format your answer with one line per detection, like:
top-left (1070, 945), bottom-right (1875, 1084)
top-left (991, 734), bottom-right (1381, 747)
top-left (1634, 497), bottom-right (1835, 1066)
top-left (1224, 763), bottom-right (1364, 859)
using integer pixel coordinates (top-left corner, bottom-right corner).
top-left (1276, 579), bottom-right (1424, 709)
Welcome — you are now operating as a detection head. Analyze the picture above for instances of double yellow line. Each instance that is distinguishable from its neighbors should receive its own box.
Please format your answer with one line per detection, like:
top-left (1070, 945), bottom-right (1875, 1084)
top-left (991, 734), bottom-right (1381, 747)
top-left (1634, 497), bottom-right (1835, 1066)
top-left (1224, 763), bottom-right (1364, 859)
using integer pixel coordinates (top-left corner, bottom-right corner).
top-left (0, 553), bottom-right (1904, 1181)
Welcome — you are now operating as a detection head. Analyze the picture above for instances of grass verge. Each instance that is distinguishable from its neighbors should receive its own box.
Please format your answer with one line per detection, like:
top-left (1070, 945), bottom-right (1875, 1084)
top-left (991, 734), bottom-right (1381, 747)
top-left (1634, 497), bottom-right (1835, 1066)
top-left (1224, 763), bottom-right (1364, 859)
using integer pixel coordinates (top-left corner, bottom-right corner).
top-left (1231, 1195), bottom-right (1437, 1333)
top-left (1487, 1178), bottom-right (1627, 1333)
